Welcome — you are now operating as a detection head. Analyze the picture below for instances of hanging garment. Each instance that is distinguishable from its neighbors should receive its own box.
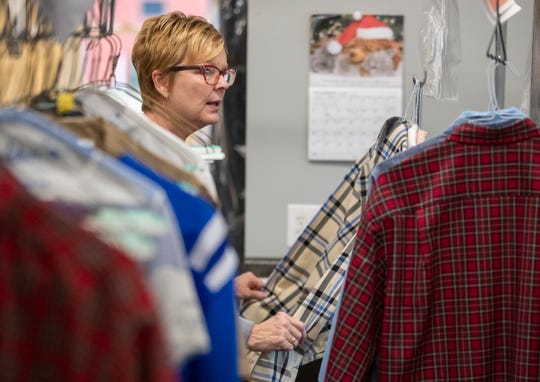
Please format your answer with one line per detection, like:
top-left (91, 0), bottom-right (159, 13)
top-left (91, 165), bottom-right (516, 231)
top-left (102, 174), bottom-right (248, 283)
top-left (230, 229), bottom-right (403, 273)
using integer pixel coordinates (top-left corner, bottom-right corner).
top-left (55, 35), bottom-right (85, 90)
top-left (250, 239), bottom-right (355, 382)
top-left (0, 108), bottom-right (210, 369)
top-left (74, 87), bottom-right (219, 203)
top-left (119, 155), bottom-right (241, 382)
top-left (369, 107), bottom-right (527, 188)
top-left (0, 164), bottom-right (173, 381)
top-left (318, 107), bottom-right (527, 382)
top-left (0, 4), bottom-right (63, 105)
top-left (241, 117), bottom-right (411, 381)
top-left (52, 115), bottom-right (215, 203)
top-left (325, 110), bottom-right (540, 381)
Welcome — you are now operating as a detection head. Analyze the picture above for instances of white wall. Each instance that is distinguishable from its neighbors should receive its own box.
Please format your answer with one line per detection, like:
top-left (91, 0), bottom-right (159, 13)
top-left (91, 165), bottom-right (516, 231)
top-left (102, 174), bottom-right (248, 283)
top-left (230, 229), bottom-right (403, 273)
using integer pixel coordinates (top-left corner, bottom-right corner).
top-left (245, 0), bottom-right (534, 258)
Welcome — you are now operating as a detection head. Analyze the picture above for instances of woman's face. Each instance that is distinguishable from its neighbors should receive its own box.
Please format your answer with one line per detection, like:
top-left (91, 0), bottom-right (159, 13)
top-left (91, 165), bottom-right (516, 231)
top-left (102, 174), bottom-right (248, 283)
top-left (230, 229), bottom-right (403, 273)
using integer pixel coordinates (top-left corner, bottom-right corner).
top-left (165, 49), bottom-right (231, 134)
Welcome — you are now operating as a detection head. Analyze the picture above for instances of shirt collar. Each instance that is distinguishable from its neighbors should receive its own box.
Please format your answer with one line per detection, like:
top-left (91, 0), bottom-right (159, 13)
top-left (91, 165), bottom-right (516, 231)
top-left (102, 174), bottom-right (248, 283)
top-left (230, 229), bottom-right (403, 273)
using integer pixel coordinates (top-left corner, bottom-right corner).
top-left (447, 113), bottom-right (538, 145)
top-left (450, 107), bottom-right (527, 130)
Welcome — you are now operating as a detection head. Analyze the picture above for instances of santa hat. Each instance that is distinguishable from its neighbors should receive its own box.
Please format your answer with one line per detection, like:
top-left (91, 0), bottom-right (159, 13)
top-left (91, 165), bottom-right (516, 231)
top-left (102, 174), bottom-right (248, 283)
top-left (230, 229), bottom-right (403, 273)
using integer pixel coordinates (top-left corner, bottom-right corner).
top-left (327, 13), bottom-right (394, 55)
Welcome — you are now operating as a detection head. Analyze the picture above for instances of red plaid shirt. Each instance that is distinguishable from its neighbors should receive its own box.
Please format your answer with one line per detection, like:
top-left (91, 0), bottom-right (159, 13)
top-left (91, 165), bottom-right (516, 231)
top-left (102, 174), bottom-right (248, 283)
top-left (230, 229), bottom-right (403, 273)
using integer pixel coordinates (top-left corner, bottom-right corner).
top-left (0, 165), bottom-right (173, 382)
top-left (327, 117), bottom-right (540, 381)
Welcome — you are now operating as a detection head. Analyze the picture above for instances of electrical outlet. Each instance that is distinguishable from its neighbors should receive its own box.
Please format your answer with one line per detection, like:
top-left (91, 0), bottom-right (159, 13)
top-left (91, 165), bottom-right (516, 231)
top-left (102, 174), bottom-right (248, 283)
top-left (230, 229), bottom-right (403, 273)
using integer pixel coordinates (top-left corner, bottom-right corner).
top-left (287, 204), bottom-right (320, 247)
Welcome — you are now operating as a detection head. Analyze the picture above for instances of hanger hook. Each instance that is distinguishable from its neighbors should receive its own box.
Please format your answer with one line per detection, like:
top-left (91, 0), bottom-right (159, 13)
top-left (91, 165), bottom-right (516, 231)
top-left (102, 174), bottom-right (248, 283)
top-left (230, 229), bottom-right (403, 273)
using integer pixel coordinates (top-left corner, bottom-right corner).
top-left (413, 69), bottom-right (427, 87)
top-left (486, 0), bottom-right (507, 65)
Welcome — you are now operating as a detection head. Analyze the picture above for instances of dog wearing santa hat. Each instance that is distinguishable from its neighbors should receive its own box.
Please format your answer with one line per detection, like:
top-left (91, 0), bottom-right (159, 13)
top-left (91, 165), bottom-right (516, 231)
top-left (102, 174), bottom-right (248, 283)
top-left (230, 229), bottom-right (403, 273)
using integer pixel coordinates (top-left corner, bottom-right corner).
top-left (344, 37), bottom-right (402, 75)
top-left (326, 12), bottom-right (403, 77)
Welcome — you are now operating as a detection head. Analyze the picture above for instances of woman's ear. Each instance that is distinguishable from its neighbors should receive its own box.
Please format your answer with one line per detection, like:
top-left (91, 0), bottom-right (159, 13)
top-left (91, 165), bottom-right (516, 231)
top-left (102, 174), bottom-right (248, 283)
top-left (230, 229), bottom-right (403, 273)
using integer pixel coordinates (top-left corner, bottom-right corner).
top-left (151, 69), bottom-right (170, 99)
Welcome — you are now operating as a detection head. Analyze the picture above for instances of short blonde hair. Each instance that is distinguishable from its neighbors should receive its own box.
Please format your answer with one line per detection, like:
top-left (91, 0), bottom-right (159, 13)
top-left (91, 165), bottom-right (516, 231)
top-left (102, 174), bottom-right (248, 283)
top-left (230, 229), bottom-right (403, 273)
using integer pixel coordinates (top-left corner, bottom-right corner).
top-left (131, 11), bottom-right (225, 111)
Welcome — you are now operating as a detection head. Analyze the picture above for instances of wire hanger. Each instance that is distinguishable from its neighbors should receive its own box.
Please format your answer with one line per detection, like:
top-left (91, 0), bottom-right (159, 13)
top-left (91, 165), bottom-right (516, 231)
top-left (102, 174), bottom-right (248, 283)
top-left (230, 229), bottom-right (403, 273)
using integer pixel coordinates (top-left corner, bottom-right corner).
top-left (400, 70), bottom-right (427, 148)
top-left (69, 0), bottom-right (120, 87)
top-left (403, 70), bottom-right (427, 129)
top-left (485, 0), bottom-right (520, 111)
top-left (486, 0), bottom-right (507, 65)
top-left (411, 70), bottom-right (427, 128)
top-left (486, 0), bottom-right (505, 111)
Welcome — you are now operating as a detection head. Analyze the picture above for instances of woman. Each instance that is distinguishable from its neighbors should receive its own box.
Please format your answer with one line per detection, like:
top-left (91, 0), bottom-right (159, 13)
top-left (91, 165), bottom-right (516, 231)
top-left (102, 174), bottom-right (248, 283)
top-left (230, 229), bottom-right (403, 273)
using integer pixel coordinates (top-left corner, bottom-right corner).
top-left (132, 11), bottom-right (235, 140)
top-left (131, 10), bottom-right (305, 358)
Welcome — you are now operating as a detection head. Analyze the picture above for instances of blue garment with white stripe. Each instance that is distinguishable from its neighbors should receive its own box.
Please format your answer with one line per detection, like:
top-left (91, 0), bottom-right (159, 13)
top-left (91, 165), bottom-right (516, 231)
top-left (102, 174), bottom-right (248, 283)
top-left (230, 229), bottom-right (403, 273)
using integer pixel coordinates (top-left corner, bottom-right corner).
top-left (120, 155), bottom-right (240, 382)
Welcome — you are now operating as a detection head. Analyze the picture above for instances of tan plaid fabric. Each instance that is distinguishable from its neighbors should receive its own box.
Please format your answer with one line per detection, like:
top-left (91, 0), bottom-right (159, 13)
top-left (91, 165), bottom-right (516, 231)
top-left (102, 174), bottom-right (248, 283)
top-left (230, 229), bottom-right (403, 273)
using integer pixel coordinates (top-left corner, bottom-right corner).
top-left (241, 117), bottom-right (411, 381)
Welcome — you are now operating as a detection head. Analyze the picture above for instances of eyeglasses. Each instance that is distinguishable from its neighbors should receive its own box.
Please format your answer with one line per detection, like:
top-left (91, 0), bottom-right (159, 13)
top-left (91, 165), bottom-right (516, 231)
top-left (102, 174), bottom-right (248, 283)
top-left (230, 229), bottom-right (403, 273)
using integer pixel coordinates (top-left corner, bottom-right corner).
top-left (166, 64), bottom-right (237, 86)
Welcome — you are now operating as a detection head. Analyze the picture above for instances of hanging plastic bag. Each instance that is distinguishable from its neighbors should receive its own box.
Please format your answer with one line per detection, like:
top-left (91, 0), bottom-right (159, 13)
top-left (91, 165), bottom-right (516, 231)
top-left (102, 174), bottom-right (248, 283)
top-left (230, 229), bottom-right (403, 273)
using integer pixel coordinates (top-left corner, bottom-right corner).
top-left (419, 0), bottom-right (461, 101)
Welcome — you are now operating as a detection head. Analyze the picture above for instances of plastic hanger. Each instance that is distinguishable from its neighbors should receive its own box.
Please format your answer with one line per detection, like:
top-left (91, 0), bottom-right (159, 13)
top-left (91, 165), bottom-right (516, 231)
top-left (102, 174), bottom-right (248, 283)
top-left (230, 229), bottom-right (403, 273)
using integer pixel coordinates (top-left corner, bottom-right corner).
top-left (458, 107), bottom-right (526, 127)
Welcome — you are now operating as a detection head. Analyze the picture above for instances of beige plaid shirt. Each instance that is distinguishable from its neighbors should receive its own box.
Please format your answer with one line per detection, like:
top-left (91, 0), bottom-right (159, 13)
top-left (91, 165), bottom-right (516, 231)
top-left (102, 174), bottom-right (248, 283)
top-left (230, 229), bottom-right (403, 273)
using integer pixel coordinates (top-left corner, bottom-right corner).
top-left (241, 117), bottom-right (412, 381)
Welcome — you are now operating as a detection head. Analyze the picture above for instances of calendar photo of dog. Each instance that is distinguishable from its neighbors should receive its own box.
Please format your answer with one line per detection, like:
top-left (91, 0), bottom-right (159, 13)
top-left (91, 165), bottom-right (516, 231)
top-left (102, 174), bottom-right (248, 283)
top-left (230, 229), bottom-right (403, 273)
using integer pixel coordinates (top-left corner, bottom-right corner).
top-left (310, 13), bottom-right (403, 78)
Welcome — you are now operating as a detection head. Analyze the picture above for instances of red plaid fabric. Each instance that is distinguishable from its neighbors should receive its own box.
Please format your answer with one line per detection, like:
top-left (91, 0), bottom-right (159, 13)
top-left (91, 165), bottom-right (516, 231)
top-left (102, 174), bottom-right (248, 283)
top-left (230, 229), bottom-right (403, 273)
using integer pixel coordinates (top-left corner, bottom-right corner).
top-left (0, 165), bottom-right (173, 382)
top-left (326, 118), bottom-right (540, 381)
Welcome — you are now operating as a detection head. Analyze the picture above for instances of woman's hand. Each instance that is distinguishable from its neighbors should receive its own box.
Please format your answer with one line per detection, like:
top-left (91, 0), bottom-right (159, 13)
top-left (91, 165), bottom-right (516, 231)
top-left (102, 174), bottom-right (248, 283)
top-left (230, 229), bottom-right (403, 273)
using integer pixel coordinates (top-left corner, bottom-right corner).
top-left (234, 271), bottom-right (269, 300)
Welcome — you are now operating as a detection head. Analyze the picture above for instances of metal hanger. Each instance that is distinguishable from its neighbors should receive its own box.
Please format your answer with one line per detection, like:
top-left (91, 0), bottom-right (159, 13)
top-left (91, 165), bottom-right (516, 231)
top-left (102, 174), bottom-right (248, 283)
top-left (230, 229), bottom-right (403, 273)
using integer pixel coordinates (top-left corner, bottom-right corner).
top-left (486, 0), bottom-right (507, 65)
top-left (411, 70), bottom-right (427, 128)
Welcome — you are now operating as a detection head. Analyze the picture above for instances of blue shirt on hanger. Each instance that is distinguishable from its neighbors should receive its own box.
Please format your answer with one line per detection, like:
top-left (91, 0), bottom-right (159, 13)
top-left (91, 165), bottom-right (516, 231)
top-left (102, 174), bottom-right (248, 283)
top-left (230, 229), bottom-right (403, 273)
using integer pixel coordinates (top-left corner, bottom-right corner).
top-left (119, 154), bottom-right (240, 382)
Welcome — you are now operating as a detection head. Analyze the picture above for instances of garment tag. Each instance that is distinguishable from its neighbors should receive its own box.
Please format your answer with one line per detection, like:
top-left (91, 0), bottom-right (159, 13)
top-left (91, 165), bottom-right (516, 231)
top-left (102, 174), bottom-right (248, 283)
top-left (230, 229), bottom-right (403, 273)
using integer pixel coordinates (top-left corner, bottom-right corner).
top-left (483, 0), bottom-right (522, 25)
top-left (82, 207), bottom-right (167, 261)
top-left (416, 129), bottom-right (428, 144)
top-left (407, 122), bottom-right (419, 147)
